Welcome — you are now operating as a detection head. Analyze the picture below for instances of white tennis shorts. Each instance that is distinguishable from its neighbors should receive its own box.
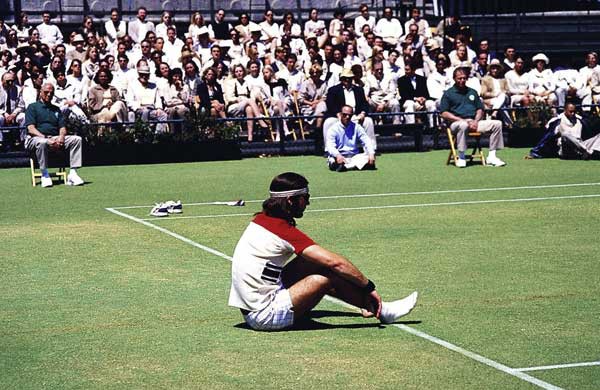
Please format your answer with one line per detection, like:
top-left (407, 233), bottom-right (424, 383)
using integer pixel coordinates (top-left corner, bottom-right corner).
top-left (243, 287), bottom-right (294, 331)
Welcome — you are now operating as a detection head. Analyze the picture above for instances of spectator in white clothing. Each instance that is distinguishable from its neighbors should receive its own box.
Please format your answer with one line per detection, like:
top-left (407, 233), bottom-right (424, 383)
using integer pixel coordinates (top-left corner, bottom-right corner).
top-left (375, 7), bottom-right (403, 48)
top-left (36, 12), bottom-right (63, 48)
top-left (354, 4), bottom-right (376, 37)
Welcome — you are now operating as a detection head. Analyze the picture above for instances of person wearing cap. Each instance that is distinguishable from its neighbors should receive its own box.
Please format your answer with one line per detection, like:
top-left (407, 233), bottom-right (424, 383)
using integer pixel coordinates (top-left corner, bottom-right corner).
top-left (126, 63), bottom-right (168, 133)
top-left (423, 40), bottom-right (441, 77)
top-left (440, 67), bottom-right (506, 167)
top-left (374, 7), bottom-right (403, 48)
top-left (481, 59), bottom-right (509, 108)
top-left (129, 7), bottom-right (155, 45)
top-left (398, 61), bottom-right (436, 128)
top-left (527, 53), bottom-right (557, 106)
top-left (229, 171), bottom-right (419, 331)
top-left (65, 34), bottom-right (86, 63)
top-left (505, 55), bottom-right (532, 107)
top-left (324, 67), bottom-right (376, 149)
top-left (25, 82), bottom-right (84, 187)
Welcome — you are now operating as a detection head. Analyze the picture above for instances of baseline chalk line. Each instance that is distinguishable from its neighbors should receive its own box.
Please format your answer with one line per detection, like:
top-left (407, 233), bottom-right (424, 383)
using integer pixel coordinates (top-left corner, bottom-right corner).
top-left (109, 182), bottom-right (600, 210)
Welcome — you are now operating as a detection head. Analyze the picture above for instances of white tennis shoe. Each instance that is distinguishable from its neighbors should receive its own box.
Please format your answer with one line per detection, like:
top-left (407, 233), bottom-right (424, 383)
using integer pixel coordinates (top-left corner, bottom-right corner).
top-left (67, 171), bottom-right (84, 186)
top-left (41, 176), bottom-right (53, 188)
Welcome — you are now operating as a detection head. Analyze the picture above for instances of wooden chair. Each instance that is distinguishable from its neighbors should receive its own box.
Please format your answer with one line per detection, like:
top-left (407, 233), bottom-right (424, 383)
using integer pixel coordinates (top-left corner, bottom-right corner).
top-left (291, 91), bottom-right (308, 140)
top-left (29, 151), bottom-right (68, 187)
top-left (445, 126), bottom-right (486, 166)
top-left (257, 95), bottom-right (277, 142)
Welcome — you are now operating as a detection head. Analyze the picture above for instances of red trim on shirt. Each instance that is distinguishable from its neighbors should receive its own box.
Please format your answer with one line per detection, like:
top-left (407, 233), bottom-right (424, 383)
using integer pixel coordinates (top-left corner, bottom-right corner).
top-left (252, 213), bottom-right (316, 254)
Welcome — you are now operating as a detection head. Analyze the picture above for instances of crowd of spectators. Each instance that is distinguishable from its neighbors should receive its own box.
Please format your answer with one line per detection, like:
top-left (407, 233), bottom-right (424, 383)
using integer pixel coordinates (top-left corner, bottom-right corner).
top-left (2, 5), bottom-right (600, 149)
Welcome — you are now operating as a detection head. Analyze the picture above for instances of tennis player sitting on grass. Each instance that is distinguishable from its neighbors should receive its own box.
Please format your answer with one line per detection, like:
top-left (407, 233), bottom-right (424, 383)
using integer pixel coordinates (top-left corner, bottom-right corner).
top-left (228, 172), bottom-right (418, 331)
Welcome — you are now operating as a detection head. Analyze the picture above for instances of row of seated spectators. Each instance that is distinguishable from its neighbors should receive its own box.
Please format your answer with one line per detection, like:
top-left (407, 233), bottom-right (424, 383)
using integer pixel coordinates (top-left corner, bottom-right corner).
top-left (1, 6), bottom-right (599, 148)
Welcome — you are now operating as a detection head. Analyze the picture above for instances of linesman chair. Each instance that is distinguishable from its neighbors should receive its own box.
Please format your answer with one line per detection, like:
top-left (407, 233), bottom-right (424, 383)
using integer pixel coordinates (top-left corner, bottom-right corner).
top-left (445, 126), bottom-right (486, 166)
top-left (257, 95), bottom-right (277, 142)
top-left (291, 91), bottom-right (309, 140)
top-left (29, 150), bottom-right (68, 187)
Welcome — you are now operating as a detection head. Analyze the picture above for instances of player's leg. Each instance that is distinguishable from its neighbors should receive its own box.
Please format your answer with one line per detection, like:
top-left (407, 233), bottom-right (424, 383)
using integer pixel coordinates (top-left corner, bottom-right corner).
top-left (283, 257), bottom-right (377, 319)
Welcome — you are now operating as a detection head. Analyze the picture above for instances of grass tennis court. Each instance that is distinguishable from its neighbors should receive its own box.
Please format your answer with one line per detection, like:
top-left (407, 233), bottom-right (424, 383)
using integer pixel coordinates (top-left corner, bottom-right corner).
top-left (2, 148), bottom-right (599, 389)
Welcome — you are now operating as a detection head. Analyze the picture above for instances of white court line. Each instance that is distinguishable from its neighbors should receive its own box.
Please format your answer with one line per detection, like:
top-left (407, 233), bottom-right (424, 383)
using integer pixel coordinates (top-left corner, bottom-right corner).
top-left (106, 207), bottom-right (565, 390)
top-left (109, 182), bottom-right (600, 209)
top-left (396, 325), bottom-right (563, 390)
top-left (137, 194), bottom-right (600, 222)
top-left (105, 208), bottom-right (232, 261)
top-left (515, 361), bottom-right (600, 372)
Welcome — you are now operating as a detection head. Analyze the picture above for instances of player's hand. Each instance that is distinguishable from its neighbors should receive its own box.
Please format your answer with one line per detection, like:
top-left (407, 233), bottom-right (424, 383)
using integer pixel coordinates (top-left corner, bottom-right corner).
top-left (336, 154), bottom-right (346, 165)
top-left (369, 290), bottom-right (382, 318)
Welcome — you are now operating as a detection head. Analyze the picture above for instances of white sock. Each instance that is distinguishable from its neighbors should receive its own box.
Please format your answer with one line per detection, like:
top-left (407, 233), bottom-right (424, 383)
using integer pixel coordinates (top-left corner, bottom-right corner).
top-left (380, 291), bottom-right (418, 324)
top-left (488, 150), bottom-right (497, 159)
top-left (69, 168), bottom-right (77, 175)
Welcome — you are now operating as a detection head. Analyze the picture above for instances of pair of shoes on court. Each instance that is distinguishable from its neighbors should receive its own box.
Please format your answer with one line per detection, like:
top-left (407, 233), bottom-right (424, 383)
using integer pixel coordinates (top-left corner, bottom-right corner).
top-left (380, 291), bottom-right (419, 324)
top-left (150, 200), bottom-right (183, 217)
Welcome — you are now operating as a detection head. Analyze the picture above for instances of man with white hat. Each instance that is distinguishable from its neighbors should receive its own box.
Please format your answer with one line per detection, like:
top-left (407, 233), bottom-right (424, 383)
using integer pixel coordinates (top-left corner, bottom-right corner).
top-left (527, 53), bottom-right (557, 106)
top-left (126, 64), bottom-right (168, 132)
top-left (65, 34), bottom-right (86, 63)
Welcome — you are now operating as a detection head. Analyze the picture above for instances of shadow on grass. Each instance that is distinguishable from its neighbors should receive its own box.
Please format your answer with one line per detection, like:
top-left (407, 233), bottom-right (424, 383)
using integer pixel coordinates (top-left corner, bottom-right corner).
top-left (234, 309), bottom-right (422, 331)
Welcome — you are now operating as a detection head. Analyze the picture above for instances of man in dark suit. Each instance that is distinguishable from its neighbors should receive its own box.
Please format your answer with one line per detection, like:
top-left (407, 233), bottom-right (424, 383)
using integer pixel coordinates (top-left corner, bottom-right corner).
top-left (323, 68), bottom-right (376, 150)
top-left (398, 61), bottom-right (436, 127)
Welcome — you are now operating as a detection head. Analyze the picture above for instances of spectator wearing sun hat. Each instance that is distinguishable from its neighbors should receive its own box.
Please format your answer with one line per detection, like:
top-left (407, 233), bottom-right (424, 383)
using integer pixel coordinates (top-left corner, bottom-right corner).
top-left (480, 58), bottom-right (509, 109)
top-left (527, 53), bottom-right (557, 106)
top-left (126, 63), bottom-right (168, 132)
top-left (65, 34), bottom-right (86, 63)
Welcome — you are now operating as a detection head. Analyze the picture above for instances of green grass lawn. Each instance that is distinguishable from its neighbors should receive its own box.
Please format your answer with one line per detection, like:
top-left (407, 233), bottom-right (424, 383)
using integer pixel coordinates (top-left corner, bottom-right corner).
top-left (1, 148), bottom-right (599, 389)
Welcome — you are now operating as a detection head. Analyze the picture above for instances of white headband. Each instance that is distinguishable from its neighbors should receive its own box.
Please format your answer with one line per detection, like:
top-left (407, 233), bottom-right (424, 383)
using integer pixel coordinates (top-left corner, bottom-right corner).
top-left (269, 187), bottom-right (309, 198)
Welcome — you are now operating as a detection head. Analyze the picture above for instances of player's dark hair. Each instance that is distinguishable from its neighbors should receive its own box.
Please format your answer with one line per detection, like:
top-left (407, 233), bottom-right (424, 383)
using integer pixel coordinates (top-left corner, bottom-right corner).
top-left (262, 172), bottom-right (309, 225)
